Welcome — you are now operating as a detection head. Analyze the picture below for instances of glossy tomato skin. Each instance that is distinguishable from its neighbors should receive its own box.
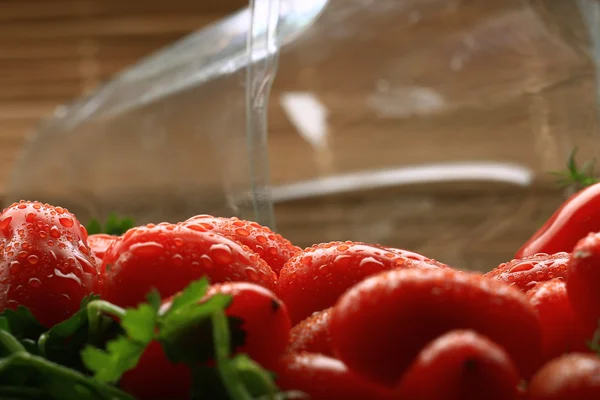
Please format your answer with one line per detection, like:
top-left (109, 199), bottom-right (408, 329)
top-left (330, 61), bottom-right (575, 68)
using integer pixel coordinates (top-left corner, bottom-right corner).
top-left (330, 268), bottom-right (542, 388)
top-left (87, 233), bottom-right (118, 265)
top-left (182, 215), bottom-right (300, 275)
top-left (528, 353), bottom-right (600, 400)
top-left (274, 353), bottom-right (393, 400)
top-left (119, 340), bottom-right (191, 400)
top-left (287, 307), bottom-right (334, 357)
top-left (164, 282), bottom-right (292, 369)
top-left (567, 232), bottom-right (600, 331)
top-left (526, 278), bottom-right (591, 364)
top-left (0, 201), bottom-right (98, 327)
top-left (516, 182), bottom-right (600, 258)
top-left (100, 223), bottom-right (277, 308)
top-left (484, 253), bottom-right (569, 292)
top-left (394, 330), bottom-right (520, 400)
top-left (279, 241), bottom-right (446, 324)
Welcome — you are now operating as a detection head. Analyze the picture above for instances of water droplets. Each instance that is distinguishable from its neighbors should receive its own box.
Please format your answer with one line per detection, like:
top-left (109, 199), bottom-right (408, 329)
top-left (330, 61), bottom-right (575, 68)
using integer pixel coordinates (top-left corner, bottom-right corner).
top-left (9, 261), bottom-right (20, 274)
top-left (172, 254), bottom-right (184, 266)
top-left (301, 256), bottom-right (313, 266)
top-left (25, 212), bottom-right (35, 223)
top-left (173, 237), bottom-right (184, 247)
top-left (509, 262), bottom-right (534, 273)
top-left (28, 278), bottom-right (42, 288)
top-left (0, 216), bottom-right (12, 232)
top-left (235, 228), bottom-right (250, 237)
top-left (59, 217), bottom-right (74, 228)
top-left (54, 268), bottom-right (82, 285)
top-left (245, 266), bottom-right (259, 280)
top-left (27, 255), bottom-right (39, 265)
top-left (50, 226), bottom-right (61, 239)
top-left (210, 244), bottom-right (233, 264)
top-left (359, 257), bottom-right (384, 269)
top-left (256, 236), bottom-right (267, 244)
top-left (130, 242), bottom-right (165, 257)
top-left (200, 254), bottom-right (214, 269)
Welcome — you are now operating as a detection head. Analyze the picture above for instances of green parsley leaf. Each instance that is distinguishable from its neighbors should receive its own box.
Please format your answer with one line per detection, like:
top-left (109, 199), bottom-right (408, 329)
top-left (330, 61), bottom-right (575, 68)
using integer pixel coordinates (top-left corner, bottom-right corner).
top-left (0, 306), bottom-right (45, 341)
top-left (121, 304), bottom-right (157, 344)
top-left (231, 354), bottom-right (278, 397)
top-left (86, 213), bottom-right (135, 236)
top-left (160, 278), bottom-right (212, 318)
top-left (81, 337), bottom-right (146, 384)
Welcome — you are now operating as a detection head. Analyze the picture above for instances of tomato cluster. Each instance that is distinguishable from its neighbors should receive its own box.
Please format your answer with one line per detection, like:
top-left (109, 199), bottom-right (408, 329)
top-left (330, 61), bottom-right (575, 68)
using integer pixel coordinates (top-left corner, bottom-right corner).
top-left (3, 184), bottom-right (600, 399)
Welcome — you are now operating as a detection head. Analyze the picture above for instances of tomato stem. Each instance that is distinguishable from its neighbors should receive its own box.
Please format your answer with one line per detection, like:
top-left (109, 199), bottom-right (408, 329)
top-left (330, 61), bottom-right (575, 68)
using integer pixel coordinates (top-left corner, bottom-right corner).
top-left (0, 330), bottom-right (26, 355)
top-left (211, 310), bottom-right (253, 400)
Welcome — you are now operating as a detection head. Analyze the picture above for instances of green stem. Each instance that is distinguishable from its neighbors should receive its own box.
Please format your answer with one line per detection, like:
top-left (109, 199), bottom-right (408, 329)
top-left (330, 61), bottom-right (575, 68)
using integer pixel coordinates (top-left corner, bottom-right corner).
top-left (211, 310), bottom-right (252, 400)
top-left (0, 330), bottom-right (26, 354)
top-left (87, 300), bottom-right (125, 341)
top-left (4, 353), bottom-right (133, 400)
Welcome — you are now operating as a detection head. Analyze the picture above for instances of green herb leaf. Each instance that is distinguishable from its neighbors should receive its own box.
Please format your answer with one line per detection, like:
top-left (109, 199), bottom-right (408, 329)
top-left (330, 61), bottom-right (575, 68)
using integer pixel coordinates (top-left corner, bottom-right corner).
top-left (550, 147), bottom-right (599, 190)
top-left (232, 354), bottom-right (278, 397)
top-left (0, 307), bottom-right (45, 342)
top-left (81, 337), bottom-right (146, 384)
top-left (160, 278), bottom-right (211, 318)
top-left (120, 304), bottom-right (157, 344)
top-left (86, 213), bottom-right (135, 236)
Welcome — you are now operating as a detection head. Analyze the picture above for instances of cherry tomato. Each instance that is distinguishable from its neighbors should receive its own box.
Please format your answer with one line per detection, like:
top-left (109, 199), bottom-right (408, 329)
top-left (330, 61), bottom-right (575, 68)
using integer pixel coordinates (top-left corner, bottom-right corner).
top-left (567, 231), bottom-right (600, 331)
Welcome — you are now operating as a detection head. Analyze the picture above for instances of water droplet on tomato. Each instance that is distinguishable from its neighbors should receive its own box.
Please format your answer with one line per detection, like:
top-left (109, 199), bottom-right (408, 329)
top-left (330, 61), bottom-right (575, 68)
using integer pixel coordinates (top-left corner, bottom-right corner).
top-left (9, 261), bottom-right (20, 274)
top-left (75, 254), bottom-right (96, 274)
top-left (0, 217), bottom-right (12, 232)
top-left (54, 268), bottom-right (82, 285)
top-left (25, 212), bottom-right (35, 223)
top-left (130, 242), bottom-right (165, 257)
top-left (59, 217), bottom-right (74, 228)
top-left (173, 237), bottom-right (184, 247)
top-left (359, 257), bottom-right (384, 269)
top-left (38, 231), bottom-right (47, 238)
top-left (172, 254), bottom-right (184, 266)
top-left (268, 246), bottom-right (278, 255)
top-left (7, 251), bottom-right (14, 257)
top-left (510, 262), bottom-right (534, 273)
top-left (47, 240), bottom-right (55, 247)
top-left (17, 204), bottom-right (27, 209)
top-left (32, 203), bottom-right (41, 210)
top-left (200, 255), bottom-right (213, 269)
top-left (28, 278), bottom-right (42, 288)
top-left (27, 255), bottom-right (39, 265)
top-left (334, 254), bottom-right (352, 267)
top-left (210, 244), bottom-right (233, 264)
top-left (268, 234), bottom-right (276, 240)
top-left (50, 226), bottom-right (61, 239)
top-left (235, 228), bottom-right (250, 237)
top-left (18, 251), bottom-right (27, 259)
top-left (256, 235), bottom-right (267, 244)
top-left (185, 224), bottom-right (207, 232)
top-left (49, 251), bottom-right (57, 260)
top-left (301, 256), bottom-right (313, 266)
top-left (55, 207), bottom-right (65, 214)
top-left (245, 266), bottom-right (259, 280)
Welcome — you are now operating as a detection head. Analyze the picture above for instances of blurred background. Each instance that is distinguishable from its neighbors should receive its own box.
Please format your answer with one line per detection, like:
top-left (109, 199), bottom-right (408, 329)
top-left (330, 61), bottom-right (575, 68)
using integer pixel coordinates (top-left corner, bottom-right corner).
top-left (2, 0), bottom-right (600, 272)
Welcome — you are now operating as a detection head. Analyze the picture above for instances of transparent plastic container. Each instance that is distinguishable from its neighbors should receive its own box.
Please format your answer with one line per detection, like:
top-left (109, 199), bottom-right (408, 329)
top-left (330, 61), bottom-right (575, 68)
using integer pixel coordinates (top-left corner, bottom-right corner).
top-left (7, 0), bottom-right (600, 272)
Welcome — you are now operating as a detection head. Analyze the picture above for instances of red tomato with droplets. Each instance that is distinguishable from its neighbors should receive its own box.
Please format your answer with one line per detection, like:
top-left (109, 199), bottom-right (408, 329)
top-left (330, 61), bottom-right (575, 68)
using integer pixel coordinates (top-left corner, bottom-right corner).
top-left (279, 241), bottom-right (445, 323)
top-left (394, 330), bottom-right (520, 400)
top-left (287, 307), bottom-right (334, 357)
top-left (484, 253), bottom-right (569, 292)
top-left (516, 182), bottom-right (600, 258)
top-left (119, 341), bottom-right (191, 400)
top-left (182, 215), bottom-right (300, 275)
top-left (567, 232), bottom-right (600, 331)
top-left (528, 353), bottom-right (600, 400)
top-left (526, 278), bottom-right (591, 364)
top-left (87, 233), bottom-right (118, 265)
top-left (274, 353), bottom-right (393, 400)
top-left (0, 200), bottom-right (98, 327)
top-left (330, 268), bottom-right (542, 388)
top-left (100, 223), bottom-right (277, 308)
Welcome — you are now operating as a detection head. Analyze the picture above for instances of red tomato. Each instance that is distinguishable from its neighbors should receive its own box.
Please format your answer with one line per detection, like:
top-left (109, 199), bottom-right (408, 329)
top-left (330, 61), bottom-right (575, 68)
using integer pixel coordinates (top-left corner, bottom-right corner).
top-left (287, 308), bottom-right (334, 357)
top-left (329, 268), bottom-right (542, 387)
top-left (567, 232), bottom-right (600, 330)
top-left (87, 233), bottom-right (118, 265)
top-left (279, 241), bottom-right (446, 324)
top-left (182, 215), bottom-right (300, 275)
top-left (100, 223), bottom-right (277, 308)
top-left (516, 182), bottom-right (600, 258)
top-left (528, 353), bottom-right (600, 400)
top-left (0, 200), bottom-right (98, 327)
top-left (164, 282), bottom-right (292, 369)
top-left (119, 341), bottom-right (191, 400)
top-left (274, 353), bottom-right (393, 400)
top-left (484, 253), bottom-right (569, 292)
top-left (526, 278), bottom-right (591, 363)
top-left (394, 330), bottom-right (520, 400)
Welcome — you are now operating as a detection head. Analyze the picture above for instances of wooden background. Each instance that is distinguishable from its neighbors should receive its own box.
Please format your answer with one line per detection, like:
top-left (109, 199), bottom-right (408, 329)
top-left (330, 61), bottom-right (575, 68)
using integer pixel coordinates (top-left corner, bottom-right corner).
top-left (2, 0), bottom-right (600, 272)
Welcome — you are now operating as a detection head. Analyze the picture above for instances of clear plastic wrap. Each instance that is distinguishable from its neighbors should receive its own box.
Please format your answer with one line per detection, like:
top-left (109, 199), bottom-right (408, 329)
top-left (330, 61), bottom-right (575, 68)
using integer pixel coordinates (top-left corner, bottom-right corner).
top-left (7, 0), bottom-right (600, 271)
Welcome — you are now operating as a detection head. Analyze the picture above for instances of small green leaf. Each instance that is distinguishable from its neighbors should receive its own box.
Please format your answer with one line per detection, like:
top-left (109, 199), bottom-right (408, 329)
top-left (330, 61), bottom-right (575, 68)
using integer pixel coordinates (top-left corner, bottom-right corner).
top-left (85, 219), bottom-right (102, 235)
top-left (0, 307), bottom-right (45, 341)
top-left (146, 290), bottom-right (162, 312)
top-left (81, 337), bottom-right (146, 384)
top-left (86, 213), bottom-right (135, 236)
top-left (121, 304), bottom-right (157, 344)
top-left (232, 354), bottom-right (278, 397)
top-left (161, 278), bottom-right (211, 318)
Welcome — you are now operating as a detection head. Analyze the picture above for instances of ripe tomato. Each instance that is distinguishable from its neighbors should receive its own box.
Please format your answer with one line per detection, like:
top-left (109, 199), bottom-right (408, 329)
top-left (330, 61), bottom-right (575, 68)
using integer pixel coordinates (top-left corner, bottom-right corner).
top-left (273, 353), bottom-right (393, 400)
top-left (528, 353), bottom-right (600, 400)
top-left (484, 253), bottom-right (569, 292)
top-left (394, 330), bottom-right (520, 400)
top-left (287, 308), bottom-right (334, 357)
top-left (330, 268), bottom-right (542, 387)
top-left (567, 231), bottom-right (600, 331)
top-left (0, 201), bottom-right (98, 327)
top-left (182, 215), bottom-right (300, 275)
top-left (100, 223), bottom-right (277, 308)
top-left (526, 278), bottom-right (591, 363)
top-left (279, 241), bottom-right (446, 324)
top-left (516, 182), bottom-right (600, 258)
top-left (87, 233), bottom-right (118, 265)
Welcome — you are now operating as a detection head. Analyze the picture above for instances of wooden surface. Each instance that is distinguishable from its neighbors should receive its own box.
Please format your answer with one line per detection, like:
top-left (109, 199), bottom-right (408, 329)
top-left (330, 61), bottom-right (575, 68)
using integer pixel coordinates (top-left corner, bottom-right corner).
top-left (2, 0), bottom-right (600, 272)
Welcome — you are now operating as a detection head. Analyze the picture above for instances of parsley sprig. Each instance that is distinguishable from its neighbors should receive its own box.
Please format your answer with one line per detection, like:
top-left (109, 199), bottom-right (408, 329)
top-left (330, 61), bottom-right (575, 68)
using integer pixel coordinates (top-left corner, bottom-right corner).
top-left (550, 148), bottom-right (598, 190)
top-left (0, 278), bottom-right (296, 399)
